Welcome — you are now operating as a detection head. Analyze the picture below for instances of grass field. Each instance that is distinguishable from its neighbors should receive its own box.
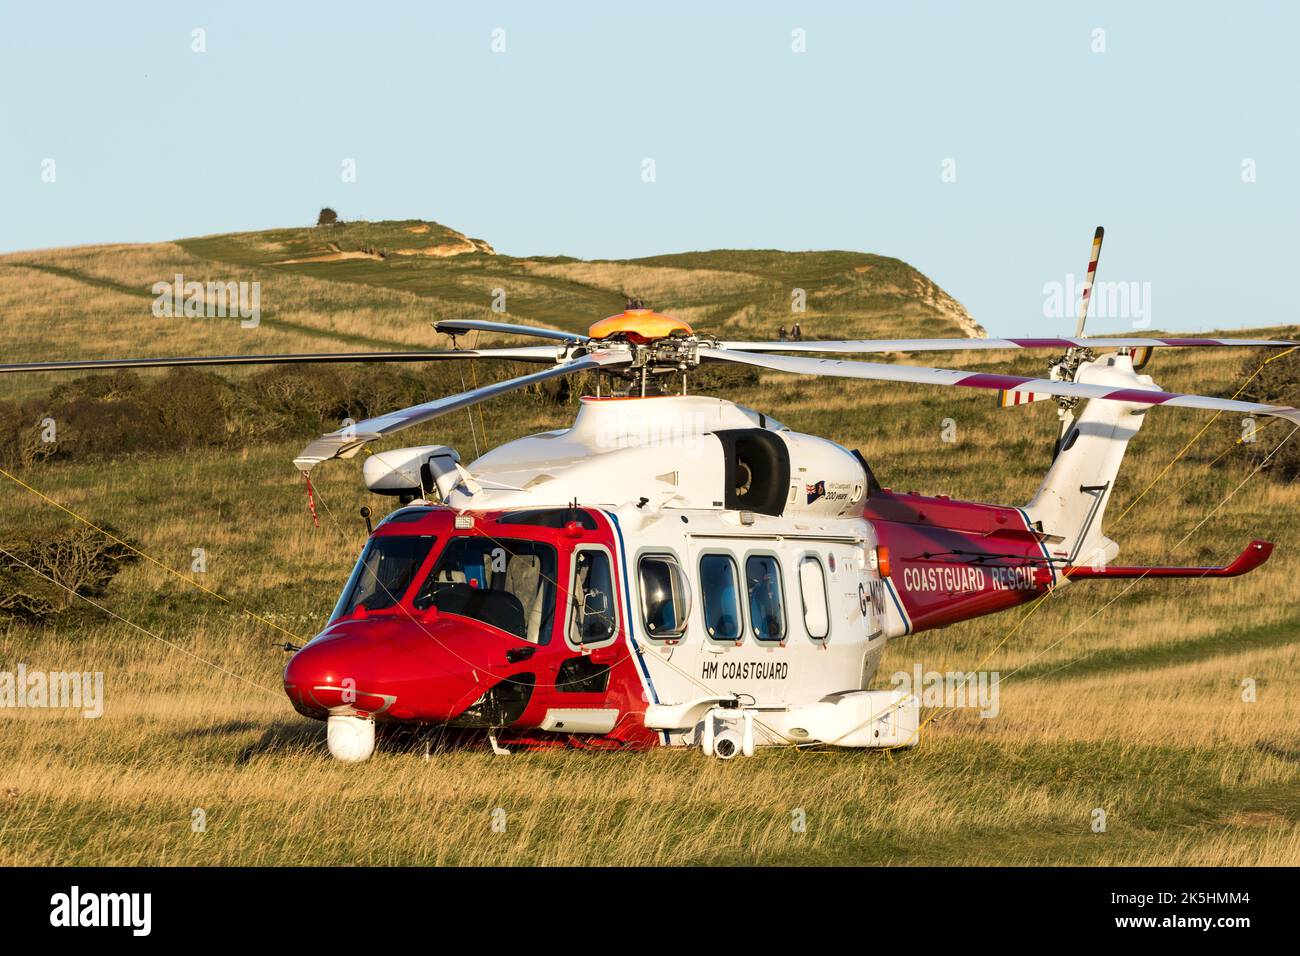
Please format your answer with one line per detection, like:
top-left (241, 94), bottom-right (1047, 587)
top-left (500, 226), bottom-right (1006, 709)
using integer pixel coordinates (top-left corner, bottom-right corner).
top-left (1, 219), bottom-right (1297, 865)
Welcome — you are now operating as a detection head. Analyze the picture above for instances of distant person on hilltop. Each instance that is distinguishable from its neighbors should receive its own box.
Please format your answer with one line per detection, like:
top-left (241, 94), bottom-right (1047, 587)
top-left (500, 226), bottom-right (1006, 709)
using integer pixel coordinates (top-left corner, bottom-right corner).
top-left (778, 326), bottom-right (788, 341)
top-left (791, 322), bottom-right (803, 341)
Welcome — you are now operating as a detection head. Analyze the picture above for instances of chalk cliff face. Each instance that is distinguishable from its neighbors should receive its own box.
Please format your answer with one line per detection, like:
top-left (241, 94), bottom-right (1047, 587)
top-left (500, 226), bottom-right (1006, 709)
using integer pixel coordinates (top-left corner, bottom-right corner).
top-left (392, 234), bottom-right (496, 257)
top-left (926, 278), bottom-right (984, 339)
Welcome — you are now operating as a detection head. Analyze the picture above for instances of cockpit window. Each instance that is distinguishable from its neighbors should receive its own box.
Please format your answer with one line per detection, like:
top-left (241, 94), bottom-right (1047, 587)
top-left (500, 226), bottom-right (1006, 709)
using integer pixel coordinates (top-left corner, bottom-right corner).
top-left (735, 403), bottom-right (787, 432)
top-left (337, 535), bottom-right (436, 617)
top-left (413, 537), bottom-right (558, 643)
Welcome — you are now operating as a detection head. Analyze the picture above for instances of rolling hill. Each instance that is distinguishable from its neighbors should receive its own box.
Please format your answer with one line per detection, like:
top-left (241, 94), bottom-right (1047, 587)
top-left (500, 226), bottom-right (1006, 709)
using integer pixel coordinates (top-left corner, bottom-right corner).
top-left (0, 217), bottom-right (984, 400)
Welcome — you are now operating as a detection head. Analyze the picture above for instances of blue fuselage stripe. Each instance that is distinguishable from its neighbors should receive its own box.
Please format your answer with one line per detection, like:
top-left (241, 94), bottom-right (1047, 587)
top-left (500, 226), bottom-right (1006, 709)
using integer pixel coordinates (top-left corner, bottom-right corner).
top-left (883, 576), bottom-right (912, 635)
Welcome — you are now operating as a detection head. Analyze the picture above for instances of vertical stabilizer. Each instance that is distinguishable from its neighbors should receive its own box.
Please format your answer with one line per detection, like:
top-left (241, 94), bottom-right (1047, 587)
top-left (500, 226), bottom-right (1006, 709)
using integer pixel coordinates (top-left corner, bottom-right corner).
top-left (1023, 352), bottom-right (1158, 567)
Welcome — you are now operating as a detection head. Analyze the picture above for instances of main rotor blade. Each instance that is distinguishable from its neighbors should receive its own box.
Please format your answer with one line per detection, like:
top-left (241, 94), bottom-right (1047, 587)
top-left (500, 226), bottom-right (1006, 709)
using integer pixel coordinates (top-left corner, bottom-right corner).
top-left (435, 319), bottom-right (588, 344)
top-left (714, 337), bottom-right (1297, 355)
top-left (0, 347), bottom-right (561, 375)
top-left (293, 350), bottom-right (631, 471)
top-left (700, 348), bottom-right (1300, 425)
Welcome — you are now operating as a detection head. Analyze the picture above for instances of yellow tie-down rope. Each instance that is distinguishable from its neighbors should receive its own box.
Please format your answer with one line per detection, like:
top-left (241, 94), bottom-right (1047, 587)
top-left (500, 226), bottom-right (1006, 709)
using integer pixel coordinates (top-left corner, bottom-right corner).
top-left (0, 464), bottom-right (309, 647)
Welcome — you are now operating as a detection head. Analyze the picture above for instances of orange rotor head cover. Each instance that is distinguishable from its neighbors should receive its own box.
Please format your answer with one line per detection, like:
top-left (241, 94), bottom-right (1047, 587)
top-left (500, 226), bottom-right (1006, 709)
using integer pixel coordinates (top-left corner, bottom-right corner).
top-left (587, 309), bottom-right (693, 344)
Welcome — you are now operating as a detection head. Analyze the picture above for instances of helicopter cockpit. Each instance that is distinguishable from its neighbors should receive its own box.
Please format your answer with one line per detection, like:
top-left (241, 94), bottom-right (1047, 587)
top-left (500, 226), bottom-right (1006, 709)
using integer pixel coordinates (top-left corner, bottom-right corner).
top-left (327, 507), bottom-right (617, 647)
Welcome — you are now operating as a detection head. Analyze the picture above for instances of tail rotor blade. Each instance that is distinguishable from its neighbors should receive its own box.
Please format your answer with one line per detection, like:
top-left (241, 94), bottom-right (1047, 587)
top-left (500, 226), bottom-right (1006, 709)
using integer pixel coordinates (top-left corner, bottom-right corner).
top-left (1075, 226), bottom-right (1104, 338)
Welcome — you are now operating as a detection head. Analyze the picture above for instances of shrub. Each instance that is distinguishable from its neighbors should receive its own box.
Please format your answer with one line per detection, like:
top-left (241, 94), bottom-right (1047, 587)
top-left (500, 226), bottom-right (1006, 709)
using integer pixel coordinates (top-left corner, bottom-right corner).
top-left (138, 368), bottom-right (230, 450)
top-left (0, 523), bottom-right (138, 623)
top-left (1230, 348), bottom-right (1300, 482)
top-left (0, 400), bottom-right (59, 469)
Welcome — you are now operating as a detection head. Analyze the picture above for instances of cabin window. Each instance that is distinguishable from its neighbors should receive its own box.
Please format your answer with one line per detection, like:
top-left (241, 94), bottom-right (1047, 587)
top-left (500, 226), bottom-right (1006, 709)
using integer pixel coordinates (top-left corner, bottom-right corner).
top-left (798, 555), bottom-right (830, 641)
top-left (412, 537), bottom-right (557, 643)
top-left (745, 554), bottom-right (786, 642)
top-left (638, 555), bottom-right (692, 642)
top-left (699, 553), bottom-right (743, 643)
top-left (570, 548), bottom-right (618, 645)
top-left (336, 535), bottom-right (436, 617)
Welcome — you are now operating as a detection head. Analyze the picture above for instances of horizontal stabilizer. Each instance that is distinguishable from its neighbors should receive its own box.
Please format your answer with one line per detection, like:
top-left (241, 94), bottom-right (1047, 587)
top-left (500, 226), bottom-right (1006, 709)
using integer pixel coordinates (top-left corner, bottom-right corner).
top-left (1063, 540), bottom-right (1273, 579)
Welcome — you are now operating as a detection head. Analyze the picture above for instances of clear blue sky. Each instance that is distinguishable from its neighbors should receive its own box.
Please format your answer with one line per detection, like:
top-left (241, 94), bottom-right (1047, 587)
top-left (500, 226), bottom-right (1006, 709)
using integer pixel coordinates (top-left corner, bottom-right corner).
top-left (1, 1), bottom-right (1295, 336)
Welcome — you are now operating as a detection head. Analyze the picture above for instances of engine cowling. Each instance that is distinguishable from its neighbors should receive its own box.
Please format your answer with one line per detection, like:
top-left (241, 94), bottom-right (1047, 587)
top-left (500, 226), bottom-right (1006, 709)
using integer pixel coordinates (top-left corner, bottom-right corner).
top-left (777, 432), bottom-right (868, 518)
top-left (361, 445), bottom-right (462, 499)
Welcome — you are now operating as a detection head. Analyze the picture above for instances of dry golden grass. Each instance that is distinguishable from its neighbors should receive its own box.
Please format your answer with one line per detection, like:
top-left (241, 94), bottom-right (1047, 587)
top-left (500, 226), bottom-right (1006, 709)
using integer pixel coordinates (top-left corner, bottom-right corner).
top-left (3, 627), bottom-right (1295, 865)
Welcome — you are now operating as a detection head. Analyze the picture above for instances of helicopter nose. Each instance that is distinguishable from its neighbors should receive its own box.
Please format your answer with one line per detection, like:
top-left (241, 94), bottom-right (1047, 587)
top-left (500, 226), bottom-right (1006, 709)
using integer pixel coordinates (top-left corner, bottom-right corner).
top-left (283, 634), bottom-right (394, 717)
top-left (282, 620), bottom-right (493, 722)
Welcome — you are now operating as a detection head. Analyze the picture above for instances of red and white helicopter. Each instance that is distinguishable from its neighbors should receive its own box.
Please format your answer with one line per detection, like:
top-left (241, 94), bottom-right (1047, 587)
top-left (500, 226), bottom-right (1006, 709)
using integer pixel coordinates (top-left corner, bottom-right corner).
top-left (6, 229), bottom-right (1298, 760)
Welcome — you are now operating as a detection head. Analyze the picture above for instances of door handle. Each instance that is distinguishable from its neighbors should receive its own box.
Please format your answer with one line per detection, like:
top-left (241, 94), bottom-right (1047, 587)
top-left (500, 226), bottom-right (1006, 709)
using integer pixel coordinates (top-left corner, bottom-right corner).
top-left (506, 646), bottom-right (536, 664)
top-left (588, 644), bottom-right (619, 665)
